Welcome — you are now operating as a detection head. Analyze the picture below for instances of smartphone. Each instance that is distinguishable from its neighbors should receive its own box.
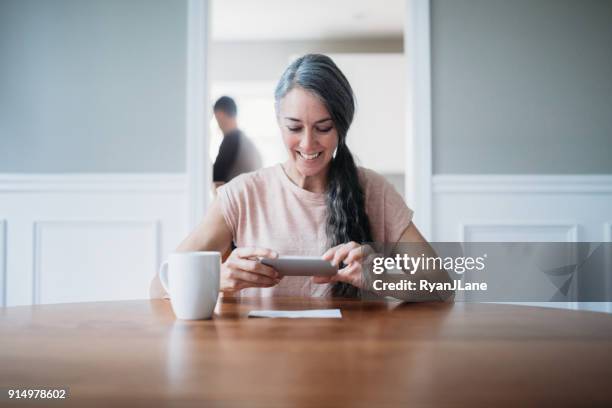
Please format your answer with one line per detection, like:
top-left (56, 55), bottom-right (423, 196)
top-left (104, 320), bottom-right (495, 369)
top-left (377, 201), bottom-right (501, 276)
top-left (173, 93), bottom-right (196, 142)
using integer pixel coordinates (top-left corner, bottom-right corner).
top-left (260, 256), bottom-right (338, 277)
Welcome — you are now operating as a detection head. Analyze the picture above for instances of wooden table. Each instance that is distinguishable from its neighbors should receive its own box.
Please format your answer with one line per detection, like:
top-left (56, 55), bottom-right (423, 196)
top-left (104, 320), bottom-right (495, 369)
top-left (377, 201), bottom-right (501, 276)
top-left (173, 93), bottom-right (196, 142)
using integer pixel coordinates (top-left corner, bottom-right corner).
top-left (1, 297), bottom-right (612, 407)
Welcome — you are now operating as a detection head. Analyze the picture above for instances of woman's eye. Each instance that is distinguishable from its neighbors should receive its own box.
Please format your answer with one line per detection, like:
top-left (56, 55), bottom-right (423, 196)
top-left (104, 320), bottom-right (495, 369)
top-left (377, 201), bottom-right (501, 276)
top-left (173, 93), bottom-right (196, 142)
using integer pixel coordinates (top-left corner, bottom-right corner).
top-left (287, 127), bottom-right (302, 132)
top-left (317, 127), bottom-right (333, 133)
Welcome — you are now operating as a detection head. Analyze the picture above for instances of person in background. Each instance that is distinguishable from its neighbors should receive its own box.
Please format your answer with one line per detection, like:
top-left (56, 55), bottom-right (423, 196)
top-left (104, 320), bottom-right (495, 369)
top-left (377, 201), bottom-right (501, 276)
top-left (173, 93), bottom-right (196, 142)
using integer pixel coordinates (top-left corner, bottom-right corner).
top-left (212, 96), bottom-right (262, 188)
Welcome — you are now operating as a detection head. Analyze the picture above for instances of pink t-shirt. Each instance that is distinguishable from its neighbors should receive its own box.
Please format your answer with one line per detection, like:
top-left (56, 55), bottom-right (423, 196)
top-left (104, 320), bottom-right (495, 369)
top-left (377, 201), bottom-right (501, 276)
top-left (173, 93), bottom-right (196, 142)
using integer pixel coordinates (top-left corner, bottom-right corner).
top-left (217, 164), bottom-right (414, 297)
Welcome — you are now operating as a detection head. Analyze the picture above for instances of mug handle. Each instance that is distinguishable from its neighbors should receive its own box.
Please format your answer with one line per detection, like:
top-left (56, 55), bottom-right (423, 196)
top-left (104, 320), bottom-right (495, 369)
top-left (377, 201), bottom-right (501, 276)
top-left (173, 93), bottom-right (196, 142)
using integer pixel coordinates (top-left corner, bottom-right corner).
top-left (158, 260), bottom-right (170, 293)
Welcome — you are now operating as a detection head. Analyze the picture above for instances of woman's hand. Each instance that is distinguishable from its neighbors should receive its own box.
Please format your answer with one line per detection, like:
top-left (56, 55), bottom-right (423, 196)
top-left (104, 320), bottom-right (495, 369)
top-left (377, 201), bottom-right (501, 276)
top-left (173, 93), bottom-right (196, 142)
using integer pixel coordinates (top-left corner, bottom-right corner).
top-left (312, 242), bottom-right (374, 289)
top-left (221, 247), bottom-right (282, 293)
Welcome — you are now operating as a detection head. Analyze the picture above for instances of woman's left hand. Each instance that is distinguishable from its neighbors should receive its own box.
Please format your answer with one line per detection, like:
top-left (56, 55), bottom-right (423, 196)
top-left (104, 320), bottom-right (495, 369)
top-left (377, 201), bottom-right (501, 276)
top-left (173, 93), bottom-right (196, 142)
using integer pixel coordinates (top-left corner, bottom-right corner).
top-left (312, 241), bottom-right (373, 289)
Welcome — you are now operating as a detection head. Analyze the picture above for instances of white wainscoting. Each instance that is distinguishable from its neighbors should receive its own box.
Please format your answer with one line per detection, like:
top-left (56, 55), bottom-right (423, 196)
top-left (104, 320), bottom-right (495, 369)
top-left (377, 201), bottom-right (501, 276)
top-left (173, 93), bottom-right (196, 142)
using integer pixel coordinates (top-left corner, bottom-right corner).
top-left (433, 175), bottom-right (612, 313)
top-left (460, 222), bottom-right (579, 242)
top-left (433, 175), bottom-right (612, 242)
top-left (0, 174), bottom-right (188, 306)
top-left (32, 220), bottom-right (160, 305)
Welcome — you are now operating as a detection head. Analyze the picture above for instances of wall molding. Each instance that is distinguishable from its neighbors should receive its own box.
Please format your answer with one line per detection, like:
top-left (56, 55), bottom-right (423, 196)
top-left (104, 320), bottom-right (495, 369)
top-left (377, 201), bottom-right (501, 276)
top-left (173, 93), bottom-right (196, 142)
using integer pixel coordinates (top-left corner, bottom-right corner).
top-left (460, 221), bottom-right (579, 243)
top-left (0, 220), bottom-right (6, 307)
top-left (32, 219), bottom-right (161, 305)
top-left (434, 174), bottom-right (612, 194)
top-left (0, 173), bottom-right (187, 193)
top-left (1, 182), bottom-right (184, 305)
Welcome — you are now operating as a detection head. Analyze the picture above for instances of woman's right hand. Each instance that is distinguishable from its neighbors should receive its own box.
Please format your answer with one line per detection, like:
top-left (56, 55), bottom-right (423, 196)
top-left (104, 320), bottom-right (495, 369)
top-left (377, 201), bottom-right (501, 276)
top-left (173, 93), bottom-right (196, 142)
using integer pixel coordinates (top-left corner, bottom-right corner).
top-left (220, 247), bottom-right (282, 293)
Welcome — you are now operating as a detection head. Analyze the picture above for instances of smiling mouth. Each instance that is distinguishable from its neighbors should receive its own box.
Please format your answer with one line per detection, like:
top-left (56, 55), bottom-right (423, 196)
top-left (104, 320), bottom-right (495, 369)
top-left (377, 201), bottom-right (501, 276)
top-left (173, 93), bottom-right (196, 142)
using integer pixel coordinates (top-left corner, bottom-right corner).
top-left (297, 151), bottom-right (322, 160)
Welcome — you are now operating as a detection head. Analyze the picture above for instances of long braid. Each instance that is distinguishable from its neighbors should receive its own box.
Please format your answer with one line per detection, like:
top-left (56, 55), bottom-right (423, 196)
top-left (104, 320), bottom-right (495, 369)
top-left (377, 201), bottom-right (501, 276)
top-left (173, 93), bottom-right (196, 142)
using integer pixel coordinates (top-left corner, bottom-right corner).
top-left (326, 142), bottom-right (372, 297)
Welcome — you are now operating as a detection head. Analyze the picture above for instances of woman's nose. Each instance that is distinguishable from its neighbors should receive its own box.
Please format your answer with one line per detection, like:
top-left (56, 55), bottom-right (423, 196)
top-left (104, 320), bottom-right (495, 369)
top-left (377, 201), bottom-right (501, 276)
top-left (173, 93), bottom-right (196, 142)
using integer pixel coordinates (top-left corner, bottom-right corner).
top-left (299, 129), bottom-right (316, 150)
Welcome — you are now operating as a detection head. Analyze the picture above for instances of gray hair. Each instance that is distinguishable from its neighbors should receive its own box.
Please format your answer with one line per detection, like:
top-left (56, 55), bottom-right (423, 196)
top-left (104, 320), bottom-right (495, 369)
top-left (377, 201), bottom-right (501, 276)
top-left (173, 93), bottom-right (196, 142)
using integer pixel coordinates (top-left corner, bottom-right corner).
top-left (274, 54), bottom-right (372, 298)
top-left (274, 54), bottom-right (355, 143)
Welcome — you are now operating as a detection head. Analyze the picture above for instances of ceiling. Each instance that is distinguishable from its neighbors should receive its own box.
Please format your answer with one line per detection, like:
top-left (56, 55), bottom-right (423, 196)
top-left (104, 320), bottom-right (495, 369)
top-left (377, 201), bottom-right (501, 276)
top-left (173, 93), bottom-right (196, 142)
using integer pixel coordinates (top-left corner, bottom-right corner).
top-left (211, 0), bottom-right (405, 41)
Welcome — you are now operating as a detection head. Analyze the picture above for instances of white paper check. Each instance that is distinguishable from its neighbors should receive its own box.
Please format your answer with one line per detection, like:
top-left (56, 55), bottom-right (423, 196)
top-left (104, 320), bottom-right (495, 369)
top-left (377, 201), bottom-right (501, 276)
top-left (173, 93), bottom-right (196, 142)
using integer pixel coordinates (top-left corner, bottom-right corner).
top-left (248, 309), bottom-right (342, 318)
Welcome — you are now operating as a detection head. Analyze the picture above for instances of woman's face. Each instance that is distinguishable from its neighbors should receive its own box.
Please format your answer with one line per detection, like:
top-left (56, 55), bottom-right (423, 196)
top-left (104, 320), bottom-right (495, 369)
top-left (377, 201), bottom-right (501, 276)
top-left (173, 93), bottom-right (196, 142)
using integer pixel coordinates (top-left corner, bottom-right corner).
top-left (278, 87), bottom-right (338, 179)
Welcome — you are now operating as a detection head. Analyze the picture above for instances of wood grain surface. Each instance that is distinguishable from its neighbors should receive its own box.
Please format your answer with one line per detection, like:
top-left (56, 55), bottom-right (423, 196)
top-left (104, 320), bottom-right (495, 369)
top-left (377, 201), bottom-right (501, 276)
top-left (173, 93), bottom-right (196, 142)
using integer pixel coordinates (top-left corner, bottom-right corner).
top-left (1, 297), bottom-right (612, 407)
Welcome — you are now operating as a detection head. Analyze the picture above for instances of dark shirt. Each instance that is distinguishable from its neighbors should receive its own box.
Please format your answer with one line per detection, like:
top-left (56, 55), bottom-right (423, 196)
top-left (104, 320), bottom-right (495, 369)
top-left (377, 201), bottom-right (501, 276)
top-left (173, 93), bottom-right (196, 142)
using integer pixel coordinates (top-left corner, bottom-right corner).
top-left (213, 129), bottom-right (262, 182)
top-left (213, 130), bottom-right (241, 182)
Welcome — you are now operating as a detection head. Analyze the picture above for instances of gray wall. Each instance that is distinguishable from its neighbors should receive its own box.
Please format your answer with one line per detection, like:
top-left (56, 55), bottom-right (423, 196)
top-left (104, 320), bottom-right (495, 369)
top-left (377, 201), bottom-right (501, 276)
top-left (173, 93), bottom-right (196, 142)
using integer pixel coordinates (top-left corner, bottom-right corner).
top-left (432, 0), bottom-right (612, 174)
top-left (210, 38), bottom-right (403, 82)
top-left (0, 0), bottom-right (187, 173)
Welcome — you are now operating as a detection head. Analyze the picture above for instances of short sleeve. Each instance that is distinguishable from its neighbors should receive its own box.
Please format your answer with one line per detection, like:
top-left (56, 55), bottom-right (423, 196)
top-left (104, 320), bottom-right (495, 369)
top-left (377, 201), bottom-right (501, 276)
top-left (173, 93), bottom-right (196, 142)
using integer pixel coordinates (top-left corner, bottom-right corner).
top-left (361, 167), bottom-right (414, 244)
top-left (382, 182), bottom-right (414, 243)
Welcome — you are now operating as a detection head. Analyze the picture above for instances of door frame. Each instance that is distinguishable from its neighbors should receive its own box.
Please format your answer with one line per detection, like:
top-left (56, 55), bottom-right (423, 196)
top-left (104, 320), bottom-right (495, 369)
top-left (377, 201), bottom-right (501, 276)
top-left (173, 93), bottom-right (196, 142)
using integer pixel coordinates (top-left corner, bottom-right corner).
top-left (188, 0), bottom-right (434, 239)
top-left (186, 0), bottom-right (211, 228)
top-left (404, 0), bottom-right (433, 240)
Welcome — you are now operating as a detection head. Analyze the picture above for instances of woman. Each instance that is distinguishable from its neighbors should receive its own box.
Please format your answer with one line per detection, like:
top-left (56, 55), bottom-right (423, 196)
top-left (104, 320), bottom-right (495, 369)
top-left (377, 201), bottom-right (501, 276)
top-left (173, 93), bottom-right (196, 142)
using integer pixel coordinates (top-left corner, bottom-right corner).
top-left (153, 54), bottom-right (451, 300)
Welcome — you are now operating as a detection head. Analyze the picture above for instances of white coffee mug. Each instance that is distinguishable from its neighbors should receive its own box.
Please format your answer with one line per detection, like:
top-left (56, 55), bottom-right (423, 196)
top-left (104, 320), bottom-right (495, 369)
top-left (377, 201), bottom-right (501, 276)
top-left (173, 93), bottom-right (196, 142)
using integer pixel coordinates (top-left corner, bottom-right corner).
top-left (159, 252), bottom-right (221, 320)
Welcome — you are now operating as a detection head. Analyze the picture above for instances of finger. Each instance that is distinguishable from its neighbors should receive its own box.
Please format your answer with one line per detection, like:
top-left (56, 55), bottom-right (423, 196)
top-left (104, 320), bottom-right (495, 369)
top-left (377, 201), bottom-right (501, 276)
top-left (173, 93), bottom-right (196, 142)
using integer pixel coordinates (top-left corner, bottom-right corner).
top-left (322, 244), bottom-right (344, 260)
top-left (334, 263), bottom-right (360, 284)
top-left (234, 247), bottom-right (279, 260)
top-left (228, 258), bottom-right (280, 279)
top-left (312, 276), bottom-right (333, 284)
top-left (344, 246), bottom-right (365, 265)
top-left (227, 268), bottom-right (279, 285)
top-left (331, 242), bottom-right (360, 267)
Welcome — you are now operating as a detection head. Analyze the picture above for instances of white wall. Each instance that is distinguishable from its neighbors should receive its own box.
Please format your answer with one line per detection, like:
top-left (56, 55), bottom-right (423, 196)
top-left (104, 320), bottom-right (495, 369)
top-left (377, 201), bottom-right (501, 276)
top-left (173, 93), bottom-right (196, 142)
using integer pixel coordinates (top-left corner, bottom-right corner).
top-left (210, 38), bottom-right (403, 82)
top-left (0, 175), bottom-right (189, 306)
top-left (433, 175), bottom-right (612, 242)
top-left (432, 174), bottom-right (612, 313)
top-left (330, 54), bottom-right (406, 175)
